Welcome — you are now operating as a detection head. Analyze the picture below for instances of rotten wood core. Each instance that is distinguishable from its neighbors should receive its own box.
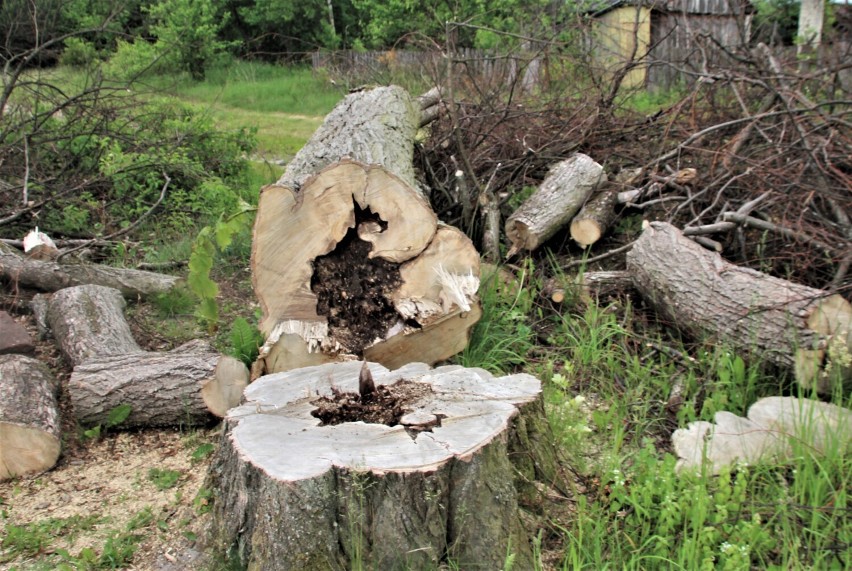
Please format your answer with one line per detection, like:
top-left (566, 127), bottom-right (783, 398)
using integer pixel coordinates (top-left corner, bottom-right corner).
top-left (310, 202), bottom-right (407, 355)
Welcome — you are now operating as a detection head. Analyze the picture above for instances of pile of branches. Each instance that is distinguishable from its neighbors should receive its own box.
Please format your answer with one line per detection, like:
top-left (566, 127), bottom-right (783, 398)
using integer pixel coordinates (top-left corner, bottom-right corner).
top-left (418, 40), bottom-right (851, 294)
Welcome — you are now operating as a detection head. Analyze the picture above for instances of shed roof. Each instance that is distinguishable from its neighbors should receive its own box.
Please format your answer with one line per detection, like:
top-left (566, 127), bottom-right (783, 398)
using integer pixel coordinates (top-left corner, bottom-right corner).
top-left (588, 0), bottom-right (753, 17)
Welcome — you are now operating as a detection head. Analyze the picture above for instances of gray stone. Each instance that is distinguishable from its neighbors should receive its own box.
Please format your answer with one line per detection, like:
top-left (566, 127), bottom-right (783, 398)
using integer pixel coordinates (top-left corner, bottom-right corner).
top-left (0, 311), bottom-right (34, 355)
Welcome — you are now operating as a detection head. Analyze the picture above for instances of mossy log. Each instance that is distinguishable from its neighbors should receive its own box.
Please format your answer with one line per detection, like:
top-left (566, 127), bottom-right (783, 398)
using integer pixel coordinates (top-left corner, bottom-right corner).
top-left (207, 361), bottom-right (558, 570)
top-left (627, 222), bottom-right (852, 393)
top-left (0, 355), bottom-right (61, 480)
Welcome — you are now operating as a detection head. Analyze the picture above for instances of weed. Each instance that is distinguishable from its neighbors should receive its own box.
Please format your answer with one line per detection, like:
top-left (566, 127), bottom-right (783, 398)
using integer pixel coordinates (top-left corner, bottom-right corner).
top-left (147, 468), bottom-right (183, 491)
top-left (82, 404), bottom-right (133, 440)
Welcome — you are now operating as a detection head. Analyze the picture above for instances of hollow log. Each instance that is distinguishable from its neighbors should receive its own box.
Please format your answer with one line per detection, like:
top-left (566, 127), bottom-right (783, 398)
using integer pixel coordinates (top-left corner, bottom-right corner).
top-left (505, 154), bottom-right (605, 257)
top-left (43, 284), bottom-right (249, 426)
top-left (207, 361), bottom-right (553, 570)
top-left (252, 161), bottom-right (480, 376)
top-left (0, 354), bottom-right (61, 480)
top-left (627, 222), bottom-right (852, 393)
top-left (0, 242), bottom-right (179, 298)
top-left (569, 182), bottom-right (620, 248)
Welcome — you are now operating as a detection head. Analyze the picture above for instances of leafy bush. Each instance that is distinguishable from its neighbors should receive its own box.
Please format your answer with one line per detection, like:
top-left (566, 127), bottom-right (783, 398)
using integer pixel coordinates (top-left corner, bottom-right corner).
top-left (60, 37), bottom-right (101, 67)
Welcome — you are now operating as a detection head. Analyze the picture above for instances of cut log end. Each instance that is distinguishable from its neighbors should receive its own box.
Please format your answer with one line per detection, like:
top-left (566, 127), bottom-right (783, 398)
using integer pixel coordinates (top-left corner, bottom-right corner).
top-left (202, 356), bottom-right (250, 417)
top-left (0, 424), bottom-right (61, 480)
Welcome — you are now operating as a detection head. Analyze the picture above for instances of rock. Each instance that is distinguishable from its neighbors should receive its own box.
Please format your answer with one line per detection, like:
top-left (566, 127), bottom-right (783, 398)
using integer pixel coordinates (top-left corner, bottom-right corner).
top-left (0, 311), bottom-right (34, 355)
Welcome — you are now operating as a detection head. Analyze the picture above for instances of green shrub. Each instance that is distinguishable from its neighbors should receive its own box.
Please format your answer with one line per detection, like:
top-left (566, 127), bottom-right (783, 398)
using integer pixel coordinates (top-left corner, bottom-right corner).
top-left (60, 37), bottom-right (101, 67)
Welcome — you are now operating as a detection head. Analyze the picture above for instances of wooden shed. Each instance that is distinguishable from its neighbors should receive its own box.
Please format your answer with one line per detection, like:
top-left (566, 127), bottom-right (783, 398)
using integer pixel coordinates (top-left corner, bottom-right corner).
top-left (589, 0), bottom-right (753, 89)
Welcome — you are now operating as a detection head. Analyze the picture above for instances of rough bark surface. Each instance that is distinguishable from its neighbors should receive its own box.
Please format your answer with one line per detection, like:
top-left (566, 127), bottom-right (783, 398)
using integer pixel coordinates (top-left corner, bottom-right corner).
top-left (252, 161), bottom-right (480, 375)
top-left (0, 354), bottom-right (61, 480)
top-left (0, 242), bottom-right (179, 298)
top-left (42, 284), bottom-right (249, 426)
top-left (69, 341), bottom-right (240, 428)
top-left (570, 182), bottom-right (620, 247)
top-left (505, 154), bottom-right (605, 256)
top-left (278, 86), bottom-right (420, 190)
top-left (627, 222), bottom-right (852, 392)
top-left (207, 361), bottom-right (550, 571)
top-left (45, 284), bottom-right (142, 366)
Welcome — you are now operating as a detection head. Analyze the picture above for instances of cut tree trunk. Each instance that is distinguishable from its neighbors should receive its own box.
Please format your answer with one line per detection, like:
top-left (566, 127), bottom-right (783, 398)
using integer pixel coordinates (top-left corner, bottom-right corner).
top-left (627, 222), bottom-right (852, 393)
top-left (252, 160), bottom-right (480, 376)
top-left (69, 340), bottom-right (245, 427)
top-left (45, 285), bottom-right (142, 367)
top-left (0, 242), bottom-right (179, 298)
top-left (0, 354), bottom-right (61, 480)
top-left (543, 270), bottom-right (632, 304)
top-left (278, 85), bottom-right (420, 191)
top-left (505, 154), bottom-right (606, 257)
top-left (207, 361), bottom-right (557, 571)
top-left (43, 284), bottom-right (249, 426)
top-left (570, 182), bottom-right (620, 248)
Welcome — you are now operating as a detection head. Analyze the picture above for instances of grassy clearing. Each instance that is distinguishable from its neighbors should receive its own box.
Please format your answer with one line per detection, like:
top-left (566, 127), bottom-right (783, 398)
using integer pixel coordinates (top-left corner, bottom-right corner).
top-left (148, 61), bottom-right (342, 161)
top-left (459, 262), bottom-right (851, 570)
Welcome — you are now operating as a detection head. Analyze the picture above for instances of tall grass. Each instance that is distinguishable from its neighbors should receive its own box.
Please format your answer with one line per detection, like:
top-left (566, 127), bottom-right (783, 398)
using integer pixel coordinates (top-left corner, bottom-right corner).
top-left (465, 260), bottom-right (850, 570)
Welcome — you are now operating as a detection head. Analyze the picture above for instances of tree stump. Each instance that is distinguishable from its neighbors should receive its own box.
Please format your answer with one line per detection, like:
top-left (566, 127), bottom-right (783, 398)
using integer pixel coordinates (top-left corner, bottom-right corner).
top-left (207, 361), bottom-right (551, 570)
top-left (252, 160), bottom-right (481, 376)
top-left (505, 154), bottom-right (606, 256)
top-left (43, 284), bottom-right (249, 427)
top-left (0, 354), bottom-right (61, 480)
top-left (627, 222), bottom-right (852, 393)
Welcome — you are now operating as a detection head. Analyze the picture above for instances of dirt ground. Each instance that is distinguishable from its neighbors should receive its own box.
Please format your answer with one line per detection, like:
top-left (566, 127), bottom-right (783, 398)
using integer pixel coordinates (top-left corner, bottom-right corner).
top-left (0, 290), bottom-right (221, 571)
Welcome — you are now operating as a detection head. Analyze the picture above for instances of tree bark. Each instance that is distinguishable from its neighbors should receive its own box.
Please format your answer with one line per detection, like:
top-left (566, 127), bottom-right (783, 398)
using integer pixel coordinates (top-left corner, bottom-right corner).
top-left (252, 161), bottom-right (480, 376)
top-left (0, 242), bottom-right (179, 298)
top-left (278, 86), bottom-right (421, 191)
top-left (45, 285), bottom-right (142, 367)
top-left (627, 222), bottom-right (852, 393)
top-left (207, 361), bottom-right (554, 571)
top-left (69, 340), bottom-right (247, 427)
top-left (43, 284), bottom-right (249, 427)
top-left (505, 154), bottom-right (606, 256)
top-left (570, 182), bottom-right (620, 248)
top-left (0, 354), bottom-right (61, 480)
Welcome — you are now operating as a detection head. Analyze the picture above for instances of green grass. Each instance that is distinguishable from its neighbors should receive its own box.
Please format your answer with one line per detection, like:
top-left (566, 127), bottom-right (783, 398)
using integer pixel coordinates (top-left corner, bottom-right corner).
top-left (458, 259), bottom-right (851, 570)
top-left (149, 61), bottom-right (342, 161)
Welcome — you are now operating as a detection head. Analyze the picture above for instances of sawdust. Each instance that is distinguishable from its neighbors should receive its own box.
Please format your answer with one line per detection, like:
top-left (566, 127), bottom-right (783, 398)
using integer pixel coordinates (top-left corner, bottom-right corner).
top-left (0, 428), bottom-right (216, 570)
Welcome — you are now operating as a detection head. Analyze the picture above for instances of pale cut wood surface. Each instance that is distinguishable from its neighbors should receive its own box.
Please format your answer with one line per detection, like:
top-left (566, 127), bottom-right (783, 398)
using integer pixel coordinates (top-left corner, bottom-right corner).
top-left (0, 354), bottom-right (61, 480)
top-left (208, 361), bottom-right (544, 570)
